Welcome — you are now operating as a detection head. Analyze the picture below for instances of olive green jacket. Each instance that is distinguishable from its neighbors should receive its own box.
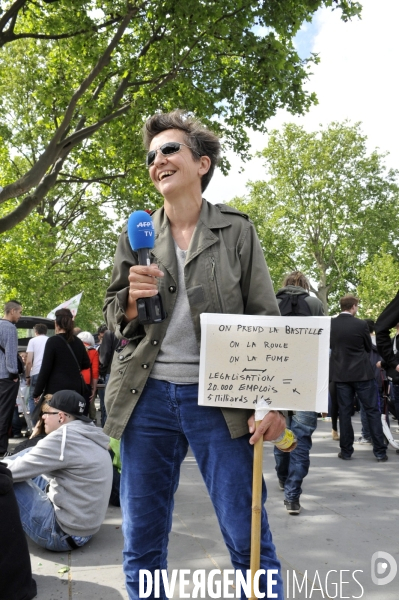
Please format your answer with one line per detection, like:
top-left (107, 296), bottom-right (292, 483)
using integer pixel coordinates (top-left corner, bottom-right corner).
top-left (103, 200), bottom-right (280, 440)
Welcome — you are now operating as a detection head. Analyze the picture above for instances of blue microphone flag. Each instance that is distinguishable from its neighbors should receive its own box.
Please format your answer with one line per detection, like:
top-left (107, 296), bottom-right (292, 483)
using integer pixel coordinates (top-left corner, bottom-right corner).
top-left (127, 211), bottom-right (155, 251)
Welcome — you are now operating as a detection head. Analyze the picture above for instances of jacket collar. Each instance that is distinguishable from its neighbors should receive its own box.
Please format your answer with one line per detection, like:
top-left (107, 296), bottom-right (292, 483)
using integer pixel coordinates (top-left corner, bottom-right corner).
top-left (151, 208), bottom-right (177, 282)
top-left (151, 200), bottom-right (231, 269)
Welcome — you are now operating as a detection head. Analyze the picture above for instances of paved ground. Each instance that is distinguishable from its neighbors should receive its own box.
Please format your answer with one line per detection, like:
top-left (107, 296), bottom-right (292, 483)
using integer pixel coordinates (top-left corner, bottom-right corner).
top-left (9, 415), bottom-right (399, 599)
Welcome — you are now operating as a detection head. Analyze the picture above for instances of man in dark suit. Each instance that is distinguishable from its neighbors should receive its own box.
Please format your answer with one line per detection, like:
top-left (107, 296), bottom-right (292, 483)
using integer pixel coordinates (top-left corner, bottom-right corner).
top-left (330, 294), bottom-right (387, 461)
top-left (375, 290), bottom-right (399, 433)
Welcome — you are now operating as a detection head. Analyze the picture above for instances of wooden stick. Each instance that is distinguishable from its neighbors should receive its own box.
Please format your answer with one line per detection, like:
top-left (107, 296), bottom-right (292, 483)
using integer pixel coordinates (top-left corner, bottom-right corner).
top-left (250, 420), bottom-right (263, 600)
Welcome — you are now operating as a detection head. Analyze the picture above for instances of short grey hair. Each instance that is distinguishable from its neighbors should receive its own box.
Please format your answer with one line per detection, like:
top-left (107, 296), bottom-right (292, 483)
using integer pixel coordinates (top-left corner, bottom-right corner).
top-left (4, 300), bottom-right (22, 314)
top-left (143, 110), bottom-right (221, 192)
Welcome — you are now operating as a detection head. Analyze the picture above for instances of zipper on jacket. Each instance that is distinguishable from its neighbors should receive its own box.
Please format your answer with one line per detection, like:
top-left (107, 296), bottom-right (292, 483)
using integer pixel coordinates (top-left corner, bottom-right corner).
top-left (210, 257), bottom-right (224, 313)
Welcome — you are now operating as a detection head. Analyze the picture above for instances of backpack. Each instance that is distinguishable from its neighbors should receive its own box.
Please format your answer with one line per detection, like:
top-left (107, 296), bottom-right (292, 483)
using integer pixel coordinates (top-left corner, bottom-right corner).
top-left (276, 291), bottom-right (312, 317)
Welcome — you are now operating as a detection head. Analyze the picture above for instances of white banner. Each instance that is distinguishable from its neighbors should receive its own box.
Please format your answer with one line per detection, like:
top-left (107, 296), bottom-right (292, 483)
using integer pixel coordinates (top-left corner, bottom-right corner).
top-left (199, 313), bottom-right (331, 412)
top-left (47, 292), bottom-right (83, 319)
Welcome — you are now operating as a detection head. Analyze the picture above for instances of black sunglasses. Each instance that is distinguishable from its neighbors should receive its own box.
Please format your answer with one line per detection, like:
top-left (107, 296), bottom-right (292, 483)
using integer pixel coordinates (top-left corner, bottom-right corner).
top-left (42, 411), bottom-right (59, 416)
top-left (146, 142), bottom-right (200, 167)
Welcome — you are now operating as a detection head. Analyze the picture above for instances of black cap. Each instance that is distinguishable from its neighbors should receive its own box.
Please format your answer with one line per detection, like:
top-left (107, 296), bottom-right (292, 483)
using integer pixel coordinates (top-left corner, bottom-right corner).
top-left (48, 390), bottom-right (92, 422)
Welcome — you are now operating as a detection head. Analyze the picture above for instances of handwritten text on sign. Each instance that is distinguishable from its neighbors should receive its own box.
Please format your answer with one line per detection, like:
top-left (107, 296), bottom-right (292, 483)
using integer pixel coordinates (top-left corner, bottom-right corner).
top-left (199, 314), bottom-right (331, 411)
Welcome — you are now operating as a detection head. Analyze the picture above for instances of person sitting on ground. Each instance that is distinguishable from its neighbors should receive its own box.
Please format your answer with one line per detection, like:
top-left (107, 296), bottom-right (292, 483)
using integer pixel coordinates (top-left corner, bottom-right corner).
top-left (3, 390), bottom-right (112, 551)
top-left (4, 397), bottom-right (49, 457)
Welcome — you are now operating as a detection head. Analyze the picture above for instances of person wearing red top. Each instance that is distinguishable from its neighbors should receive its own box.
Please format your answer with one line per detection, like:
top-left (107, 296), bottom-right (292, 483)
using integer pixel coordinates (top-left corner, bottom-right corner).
top-left (77, 332), bottom-right (99, 419)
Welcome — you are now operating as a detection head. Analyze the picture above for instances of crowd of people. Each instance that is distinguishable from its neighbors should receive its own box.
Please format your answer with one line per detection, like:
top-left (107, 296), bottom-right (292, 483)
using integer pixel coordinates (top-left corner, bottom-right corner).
top-left (1, 110), bottom-right (398, 600)
top-left (0, 303), bottom-right (117, 599)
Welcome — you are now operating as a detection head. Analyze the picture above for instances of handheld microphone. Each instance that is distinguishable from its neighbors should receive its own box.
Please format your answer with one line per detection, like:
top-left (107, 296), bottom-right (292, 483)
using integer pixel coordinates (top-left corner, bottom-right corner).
top-left (127, 211), bottom-right (166, 325)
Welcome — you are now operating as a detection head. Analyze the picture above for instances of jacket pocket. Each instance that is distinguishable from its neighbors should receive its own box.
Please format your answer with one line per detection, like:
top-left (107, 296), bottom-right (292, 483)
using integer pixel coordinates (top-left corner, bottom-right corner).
top-left (105, 336), bottom-right (143, 412)
top-left (186, 284), bottom-right (206, 306)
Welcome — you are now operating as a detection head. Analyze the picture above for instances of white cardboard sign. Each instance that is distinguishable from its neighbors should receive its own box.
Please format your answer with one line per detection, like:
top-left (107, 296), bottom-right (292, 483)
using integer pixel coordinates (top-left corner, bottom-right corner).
top-left (199, 314), bottom-right (331, 412)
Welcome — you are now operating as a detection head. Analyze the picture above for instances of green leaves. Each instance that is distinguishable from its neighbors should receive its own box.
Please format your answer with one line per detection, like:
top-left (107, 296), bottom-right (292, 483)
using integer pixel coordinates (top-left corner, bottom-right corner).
top-left (0, 185), bottom-right (118, 330)
top-left (357, 251), bottom-right (399, 321)
top-left (0, 0), bottom-right (361, 231)
top-left (230, 122), bottom-right (399, 315)
top-left (0, 1), bottom-right (361, 321)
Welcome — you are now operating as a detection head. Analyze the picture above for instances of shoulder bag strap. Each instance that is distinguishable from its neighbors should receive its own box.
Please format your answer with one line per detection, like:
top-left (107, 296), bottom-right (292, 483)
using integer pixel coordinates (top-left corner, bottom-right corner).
top-left (57, 335), bottom-right (86, 395)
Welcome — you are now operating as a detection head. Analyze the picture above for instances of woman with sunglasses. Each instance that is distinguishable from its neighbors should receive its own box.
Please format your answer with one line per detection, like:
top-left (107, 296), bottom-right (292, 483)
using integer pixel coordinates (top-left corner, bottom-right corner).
top-left (104, 110), bottom-right (285, 600)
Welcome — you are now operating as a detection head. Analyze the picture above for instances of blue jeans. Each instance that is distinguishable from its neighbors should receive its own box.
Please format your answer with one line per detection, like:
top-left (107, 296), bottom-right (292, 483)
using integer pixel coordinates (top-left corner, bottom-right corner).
top-left (13, 475), bottom-right (74, 551)
top-left (336, 380), bottom-right (386, 459)
top-left (9, 449), bottom-right (91, 551)
top-left (120, 378), bottom-right (283, 600)
top-left (274, 411), bottom-right (317, 502)
top-left (28, 374), bottom-right (39, 426)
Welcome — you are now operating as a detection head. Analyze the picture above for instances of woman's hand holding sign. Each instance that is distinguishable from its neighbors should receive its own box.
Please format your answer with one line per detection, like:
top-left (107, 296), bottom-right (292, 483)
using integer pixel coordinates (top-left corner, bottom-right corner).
top-left (248, 411), bottom-right (286, 445)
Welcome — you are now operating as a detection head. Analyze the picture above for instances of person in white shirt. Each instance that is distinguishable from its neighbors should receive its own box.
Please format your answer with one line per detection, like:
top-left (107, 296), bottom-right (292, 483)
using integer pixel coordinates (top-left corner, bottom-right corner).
top-left (26, 324), bottom-right (48, 425)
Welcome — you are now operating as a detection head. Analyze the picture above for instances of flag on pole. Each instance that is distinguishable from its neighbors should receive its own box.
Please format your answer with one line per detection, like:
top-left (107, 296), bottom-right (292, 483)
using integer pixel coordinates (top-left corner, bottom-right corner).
top-left (47, 292), bottom-right (83, 319)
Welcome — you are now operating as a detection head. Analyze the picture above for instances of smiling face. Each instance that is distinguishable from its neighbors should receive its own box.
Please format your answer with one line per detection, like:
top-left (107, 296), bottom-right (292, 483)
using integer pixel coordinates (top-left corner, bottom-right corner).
top-left (148, 129), bottom-right (210, 200)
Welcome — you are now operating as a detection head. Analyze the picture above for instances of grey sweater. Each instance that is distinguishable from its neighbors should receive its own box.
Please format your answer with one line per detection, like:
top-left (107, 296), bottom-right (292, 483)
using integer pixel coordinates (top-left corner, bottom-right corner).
top-left (0, 319), bottom-right (18, 378)
top-left (151, 243), bottom-right (200, 383)
top-left (5, 420), bottom-right (113, 536)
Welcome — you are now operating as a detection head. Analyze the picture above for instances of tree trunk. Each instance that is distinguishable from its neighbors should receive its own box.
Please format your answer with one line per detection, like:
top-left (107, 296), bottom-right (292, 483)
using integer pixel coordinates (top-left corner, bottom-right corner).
top-left (316, 287), bottom-right (329, 316)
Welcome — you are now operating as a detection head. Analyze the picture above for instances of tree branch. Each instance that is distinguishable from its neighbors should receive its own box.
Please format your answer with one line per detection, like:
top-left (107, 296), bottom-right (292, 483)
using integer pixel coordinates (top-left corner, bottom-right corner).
top-left (73, 72), bottom-right (117, 134)
top-left (0, 11), bottom-right (123, 48)
top-left (57, 172), bottom-right (128, 186)
top-left (58, 102), bottom-right (132, 151)
top-left (0, 5), bottom-right (137, 204)
top-left (0, 0), bottom-right (26, 34)
top-left (0, 154), bottom-right (67, 233)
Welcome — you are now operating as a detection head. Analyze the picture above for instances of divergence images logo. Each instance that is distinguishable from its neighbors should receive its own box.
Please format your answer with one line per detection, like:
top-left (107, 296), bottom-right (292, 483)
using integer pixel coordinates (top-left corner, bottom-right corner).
top-left (371, 551), bottom-right (397, 586)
